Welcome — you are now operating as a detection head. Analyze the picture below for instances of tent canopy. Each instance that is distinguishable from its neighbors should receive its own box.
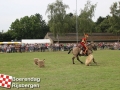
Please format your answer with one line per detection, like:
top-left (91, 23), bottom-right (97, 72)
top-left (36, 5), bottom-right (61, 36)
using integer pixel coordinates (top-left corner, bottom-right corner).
top-left (0, 42), bottom-right (21, 44)
top-left (21, 39), bottom-right (51, 44)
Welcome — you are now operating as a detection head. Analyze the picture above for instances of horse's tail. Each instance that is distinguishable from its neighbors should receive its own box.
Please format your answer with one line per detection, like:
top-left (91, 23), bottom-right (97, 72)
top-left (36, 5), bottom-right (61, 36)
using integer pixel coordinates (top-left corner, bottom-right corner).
top-left (68, 48), bottom-right (72, 54)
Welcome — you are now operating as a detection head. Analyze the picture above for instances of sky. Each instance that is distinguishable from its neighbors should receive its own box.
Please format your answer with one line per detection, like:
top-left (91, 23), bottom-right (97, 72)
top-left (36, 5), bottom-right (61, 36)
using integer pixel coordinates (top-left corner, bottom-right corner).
top-left (0, 0), bottom-right (120, 32)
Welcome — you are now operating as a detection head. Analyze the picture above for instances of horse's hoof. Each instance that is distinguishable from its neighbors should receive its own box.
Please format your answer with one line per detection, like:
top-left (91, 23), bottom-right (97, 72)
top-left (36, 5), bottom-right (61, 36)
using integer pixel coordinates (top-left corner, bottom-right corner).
top-left (73, 63), bottom-right (75, 64)
top-left (68, 51), bottom-right (70, 54)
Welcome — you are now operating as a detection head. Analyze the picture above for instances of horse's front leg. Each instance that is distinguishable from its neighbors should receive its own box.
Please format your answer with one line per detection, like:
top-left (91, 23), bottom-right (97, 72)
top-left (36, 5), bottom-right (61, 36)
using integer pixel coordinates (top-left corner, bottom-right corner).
top-left (77, 55), bottom-right (84, 64)
top-left (72, 57), bottom-right (75, 64)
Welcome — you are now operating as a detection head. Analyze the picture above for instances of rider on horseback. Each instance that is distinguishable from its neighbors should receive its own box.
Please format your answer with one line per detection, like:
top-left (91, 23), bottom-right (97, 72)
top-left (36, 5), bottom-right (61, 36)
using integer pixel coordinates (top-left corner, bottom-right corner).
top-left (80, 33), bottom-right (89, 55)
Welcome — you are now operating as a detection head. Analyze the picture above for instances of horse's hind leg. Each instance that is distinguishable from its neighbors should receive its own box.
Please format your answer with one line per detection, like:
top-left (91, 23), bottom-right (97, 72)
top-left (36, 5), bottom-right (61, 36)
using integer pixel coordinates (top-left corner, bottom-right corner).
top-left (68, 48), bottom-right (72, 54)
top-left (93, 58), bottom-right (97, 65)
top-left (77, 56), bottom-right (84, 64)
top-left (72, 57), bottom-right (75, 64)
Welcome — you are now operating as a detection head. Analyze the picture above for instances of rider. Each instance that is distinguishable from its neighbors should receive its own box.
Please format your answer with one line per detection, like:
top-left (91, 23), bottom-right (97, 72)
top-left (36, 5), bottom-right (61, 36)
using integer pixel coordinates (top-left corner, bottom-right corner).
top-left (80, 33), bottom-right (89, 55)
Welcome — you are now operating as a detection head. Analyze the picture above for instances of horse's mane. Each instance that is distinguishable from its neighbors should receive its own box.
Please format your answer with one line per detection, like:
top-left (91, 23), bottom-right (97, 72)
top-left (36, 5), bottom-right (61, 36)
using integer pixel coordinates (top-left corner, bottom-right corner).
top-left (87, 43), bottom-right (92, 46)
top-left (87, 43), bottom-right (94, 49)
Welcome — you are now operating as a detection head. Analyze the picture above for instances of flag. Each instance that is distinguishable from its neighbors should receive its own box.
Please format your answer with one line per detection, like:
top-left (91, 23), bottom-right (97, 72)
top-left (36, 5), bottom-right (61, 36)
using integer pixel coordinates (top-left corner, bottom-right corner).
top-left (0, 74), bottom-right (12, 88)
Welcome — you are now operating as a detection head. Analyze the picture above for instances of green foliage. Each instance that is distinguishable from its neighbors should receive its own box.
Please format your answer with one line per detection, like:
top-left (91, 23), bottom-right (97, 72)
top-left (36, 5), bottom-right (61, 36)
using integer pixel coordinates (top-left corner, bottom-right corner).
top-left (78, 0), bottom-right (97, 34)
top-left (109, 1), bottom-right (120, 35)
top-left (63, 13), bottom-right (76, 33)
top-left (1, 32), bottom-right (13, 41)
top-left (2, 0), bottom-right (120, 41)
top-left (95, 16), bottom-right (111, 33)
top-left (0, 32), bottom-right (3, 41)
top-left (95, 16), bottom-right (105, 32)
top-left (46, 0), bottom-right (69, 37)
top-left (95, 16), bottom-right (105, 25)
top-left (9, 13), bottom-right (49, 40)
top-left (0, 50), bottom-right (120, 90)
top-left (47, 0), bottom-right (97, 36)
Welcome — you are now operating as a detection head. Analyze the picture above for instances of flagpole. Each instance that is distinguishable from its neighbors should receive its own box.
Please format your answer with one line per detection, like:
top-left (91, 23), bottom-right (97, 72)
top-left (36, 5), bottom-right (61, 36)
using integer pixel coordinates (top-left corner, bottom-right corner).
top-left (76, 0), bottom-right (78, 44)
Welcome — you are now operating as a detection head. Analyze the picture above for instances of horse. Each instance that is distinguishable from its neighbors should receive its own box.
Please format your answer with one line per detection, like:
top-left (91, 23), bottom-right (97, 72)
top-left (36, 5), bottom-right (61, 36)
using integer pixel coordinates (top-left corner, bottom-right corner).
top-left (68, 43), bottom-right (97, 64)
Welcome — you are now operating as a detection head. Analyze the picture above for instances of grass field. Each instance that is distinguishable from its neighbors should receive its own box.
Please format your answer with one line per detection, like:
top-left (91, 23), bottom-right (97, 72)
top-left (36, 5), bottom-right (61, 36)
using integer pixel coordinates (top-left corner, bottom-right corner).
top-left (0, 50), bottom-right (120, 90)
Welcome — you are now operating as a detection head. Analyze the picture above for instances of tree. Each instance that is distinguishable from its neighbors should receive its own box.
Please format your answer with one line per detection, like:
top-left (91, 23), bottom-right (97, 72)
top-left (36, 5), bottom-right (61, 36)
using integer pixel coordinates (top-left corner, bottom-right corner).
top-left (109, 2), bottom-right (120, 41)
top-left (9, 13), bottom-right (49, 40)
top-left (63, 13), bottom-right (76, 33)
top-left (78, 0), bottom-right (97, 34)
top-left (100, 18), bottom-right (111, 32)
top-left (94, 16), bottom-right (105, 32)
top-left (0, 32), bottom-right (3, 41)
top-left (46, 0), bottom-right (69, 37)
top-left (10, 19), bottom-right (20, 39)
top-left (1, 32), bottom-right (12, 41)
top-left (95, 16), bottom-right (111, 32)
top-left (95, 16), bottom-right (106, 25)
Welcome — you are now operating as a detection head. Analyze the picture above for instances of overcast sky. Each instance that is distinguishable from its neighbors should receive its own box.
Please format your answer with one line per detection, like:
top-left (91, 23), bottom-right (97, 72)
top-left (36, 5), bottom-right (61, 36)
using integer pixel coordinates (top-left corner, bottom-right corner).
top-left (0, 0), bottom-right (119, 32)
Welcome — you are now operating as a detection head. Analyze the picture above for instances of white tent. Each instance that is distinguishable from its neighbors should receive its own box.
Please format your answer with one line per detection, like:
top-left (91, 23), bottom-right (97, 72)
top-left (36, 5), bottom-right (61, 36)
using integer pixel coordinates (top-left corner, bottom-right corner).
top-left (21, 39), bottom-right (51, 44)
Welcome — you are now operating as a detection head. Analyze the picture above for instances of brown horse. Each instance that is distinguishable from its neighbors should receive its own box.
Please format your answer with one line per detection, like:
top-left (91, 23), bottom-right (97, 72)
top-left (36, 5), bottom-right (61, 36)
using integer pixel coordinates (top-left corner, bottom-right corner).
top-left (68, 43), bottom-right (97, 64)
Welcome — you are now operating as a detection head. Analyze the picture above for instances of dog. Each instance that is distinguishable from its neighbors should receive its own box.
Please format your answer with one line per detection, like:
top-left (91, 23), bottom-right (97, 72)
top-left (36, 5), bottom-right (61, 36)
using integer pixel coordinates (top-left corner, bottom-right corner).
top-left (38, 59), bottom-right (45, 68)
top-left (85, 54), bottom-right (97, 66)
top-left (34, 58), bottom-right (39, 65)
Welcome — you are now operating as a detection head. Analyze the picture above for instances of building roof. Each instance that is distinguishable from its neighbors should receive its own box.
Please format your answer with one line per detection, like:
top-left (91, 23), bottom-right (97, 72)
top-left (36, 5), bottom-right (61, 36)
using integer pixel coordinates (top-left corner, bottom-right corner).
top-left (44, 32), bottom-right (119, 43)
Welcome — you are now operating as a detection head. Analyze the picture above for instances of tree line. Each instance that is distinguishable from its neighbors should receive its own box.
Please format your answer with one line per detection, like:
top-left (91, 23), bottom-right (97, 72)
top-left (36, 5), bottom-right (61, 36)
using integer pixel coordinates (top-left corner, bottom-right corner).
top-left (0, 0), bottom-right (120, 41)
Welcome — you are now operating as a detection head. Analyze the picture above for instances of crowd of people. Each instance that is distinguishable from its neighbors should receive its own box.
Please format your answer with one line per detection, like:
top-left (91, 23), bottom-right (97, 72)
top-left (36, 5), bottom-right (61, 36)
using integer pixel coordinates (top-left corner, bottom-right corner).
top-left (0, 42), bottom-right (120, 53)
top-left (0, 43), bottom-right (71, 53)
top-left (97, 42), bottom-right (120, 50)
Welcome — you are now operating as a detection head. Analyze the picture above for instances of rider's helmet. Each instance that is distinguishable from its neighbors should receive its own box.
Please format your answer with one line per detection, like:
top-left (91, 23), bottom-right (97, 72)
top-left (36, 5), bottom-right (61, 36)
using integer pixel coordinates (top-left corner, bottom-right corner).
top-left (84, 33), bottom-right (89, 38)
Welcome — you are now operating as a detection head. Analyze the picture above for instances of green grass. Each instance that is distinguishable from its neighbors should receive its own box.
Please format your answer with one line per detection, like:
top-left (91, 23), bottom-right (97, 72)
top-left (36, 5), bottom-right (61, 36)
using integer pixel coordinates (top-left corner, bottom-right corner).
top-left (0, 50), bottom-right (120, 90)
